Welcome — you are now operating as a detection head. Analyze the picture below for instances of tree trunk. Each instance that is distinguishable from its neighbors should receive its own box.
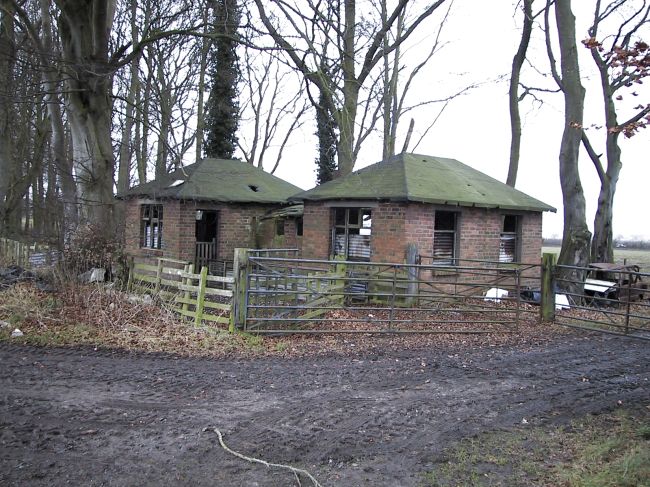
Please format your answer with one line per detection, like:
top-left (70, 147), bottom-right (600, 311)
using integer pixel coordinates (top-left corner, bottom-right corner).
top-left (587, 11), bottom-right (624, 264)
top-left (506, 0), bottom-right (533, 187)
top-left (115, 0), bottom-right (140, 236)
top-left (554, 0), bottom-right (591, 293)
top-left (195, 1), bottom-right (211, 162)
top-left (56, 0), bottom-right (117, 235)
top-left (40, 0), bottom-right (77, 243)
top-left (337, 0), bottom-right (359, 177)
top-left (154, 49), bottom-right (171, 179)
top-left (0, 4), bottom-right (16, 235)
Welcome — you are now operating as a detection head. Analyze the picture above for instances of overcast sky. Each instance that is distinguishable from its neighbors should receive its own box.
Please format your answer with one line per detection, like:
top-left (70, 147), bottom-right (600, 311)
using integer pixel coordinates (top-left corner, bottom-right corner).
top-left (264, 1), bottom-right (649, 240)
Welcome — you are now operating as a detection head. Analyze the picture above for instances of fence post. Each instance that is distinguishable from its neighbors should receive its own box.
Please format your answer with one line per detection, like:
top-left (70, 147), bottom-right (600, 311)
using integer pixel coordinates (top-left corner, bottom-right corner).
top-left (154, 258), bottom-right (163, 293)
top-left (334, 257), bottom-right (346, 306)
top-left (194, 265), bottom-right (208, 327)
top-left (541, 252), bottom-right (556, 322)
top-left (406, 243), bottom-right (418, 306)
top-left (230, 248), bottom-right (250, 333)
top-left (182, 263), bottom-right (194, 314)
top-left (126, 256), bottom-right (135, 292)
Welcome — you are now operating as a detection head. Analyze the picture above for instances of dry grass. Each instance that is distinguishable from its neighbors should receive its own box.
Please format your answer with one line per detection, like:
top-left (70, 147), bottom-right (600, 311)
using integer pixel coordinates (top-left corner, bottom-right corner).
top-left (422, 408), bottom-right (650, 487)
top-left (0, 282), bottom-right (273, 357)
top-left (0, 280), bottom-right (575, 358)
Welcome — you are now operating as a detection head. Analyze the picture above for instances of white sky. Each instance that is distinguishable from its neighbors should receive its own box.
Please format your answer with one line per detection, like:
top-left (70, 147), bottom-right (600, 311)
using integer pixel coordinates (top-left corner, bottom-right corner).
top-left (264, 1), bottom-right (650, 241)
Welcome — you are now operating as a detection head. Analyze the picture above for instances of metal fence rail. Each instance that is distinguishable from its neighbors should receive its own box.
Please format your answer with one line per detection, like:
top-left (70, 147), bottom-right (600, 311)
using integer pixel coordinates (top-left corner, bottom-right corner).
top-left (243, 255), bottom-right (541, 334)
top-left (554, 264), bottom-right (650, 340)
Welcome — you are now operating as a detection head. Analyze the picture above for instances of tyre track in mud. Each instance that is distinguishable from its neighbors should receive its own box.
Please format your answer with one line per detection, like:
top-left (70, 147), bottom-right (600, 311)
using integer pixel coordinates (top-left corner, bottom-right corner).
top-left (0, 335), bottom-right (648, 486)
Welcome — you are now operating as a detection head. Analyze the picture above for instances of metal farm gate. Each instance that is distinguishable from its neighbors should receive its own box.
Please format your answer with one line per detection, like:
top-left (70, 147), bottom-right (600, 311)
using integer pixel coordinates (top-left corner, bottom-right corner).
top-left (241, 254), bottom-right (541, 334)
top-left (552, 263), bottom-right (650, 340)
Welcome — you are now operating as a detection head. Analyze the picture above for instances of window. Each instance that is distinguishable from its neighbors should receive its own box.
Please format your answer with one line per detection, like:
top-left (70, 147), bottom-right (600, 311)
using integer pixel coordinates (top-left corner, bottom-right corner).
top-left (499, 215), bottom-right (520, 263)
top-left (141, 204), bottom-right (163, 249)
top-left (296, 217), bottom-right (303, 237)
top-left (275, 219), bottom-right (285, 236)
top-left (332, 208), bottom-right (372, 261)
top-left (433, 211), bottom-right (458, 265)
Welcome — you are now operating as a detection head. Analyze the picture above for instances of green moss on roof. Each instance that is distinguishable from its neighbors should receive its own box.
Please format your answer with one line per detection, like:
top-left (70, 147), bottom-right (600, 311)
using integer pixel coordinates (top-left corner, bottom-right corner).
top-left (118, 158), bottom-right (303, 204)
top-left (291, 153), bottom-right (555, 212)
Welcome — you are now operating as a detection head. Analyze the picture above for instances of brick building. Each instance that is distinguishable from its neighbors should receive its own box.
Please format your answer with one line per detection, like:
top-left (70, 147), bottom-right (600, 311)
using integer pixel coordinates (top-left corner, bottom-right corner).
top-left (291, 153), bottom-right (555, 266)
top-left (119, 158), bottom-right (302, 269)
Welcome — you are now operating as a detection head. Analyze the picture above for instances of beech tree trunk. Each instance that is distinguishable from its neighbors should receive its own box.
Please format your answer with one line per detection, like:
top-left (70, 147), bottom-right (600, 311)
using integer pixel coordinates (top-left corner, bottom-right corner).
top-left (554, 0), bottom-right (591, 292)
top-left (40, 0), bottom-right (77, 243)
top-left (56, 0), bottom-right (117, 234)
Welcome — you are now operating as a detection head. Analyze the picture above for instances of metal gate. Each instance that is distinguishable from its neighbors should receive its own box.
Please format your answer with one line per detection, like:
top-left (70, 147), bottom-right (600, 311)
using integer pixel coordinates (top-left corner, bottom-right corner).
top-left (553, 263), bottom-right (650, 340)
top-left (243, 255), bottom-right (541, 334)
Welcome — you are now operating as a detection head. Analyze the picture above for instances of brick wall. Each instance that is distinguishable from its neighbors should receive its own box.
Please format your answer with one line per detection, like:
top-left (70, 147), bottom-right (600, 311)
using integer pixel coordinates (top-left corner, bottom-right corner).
top-left (297, 200), bottom-right (544, 265)
top-left (301, 203), bottom-right (332, 260)
top-left (372, 203), bottom-right (406, 262)
top-left (124, 198), bottom-right (296, 263)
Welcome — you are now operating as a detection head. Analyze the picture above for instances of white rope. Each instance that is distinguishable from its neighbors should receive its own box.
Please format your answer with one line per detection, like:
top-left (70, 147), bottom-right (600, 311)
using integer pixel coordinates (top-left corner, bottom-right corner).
top-left (203, 427), bottom-right (323, 487)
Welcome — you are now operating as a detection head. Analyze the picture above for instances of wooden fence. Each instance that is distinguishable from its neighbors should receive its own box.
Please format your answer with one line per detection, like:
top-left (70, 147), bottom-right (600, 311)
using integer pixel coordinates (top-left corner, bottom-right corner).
top-left (0, 238), bottom-right (60, 268)
top-left (128, 257), bottom-right (234, 330)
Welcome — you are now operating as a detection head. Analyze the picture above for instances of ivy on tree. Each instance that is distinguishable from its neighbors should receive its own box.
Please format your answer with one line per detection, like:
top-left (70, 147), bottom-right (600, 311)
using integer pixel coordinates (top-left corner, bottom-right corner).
top-left (204, 0), bottom-right (240, 160)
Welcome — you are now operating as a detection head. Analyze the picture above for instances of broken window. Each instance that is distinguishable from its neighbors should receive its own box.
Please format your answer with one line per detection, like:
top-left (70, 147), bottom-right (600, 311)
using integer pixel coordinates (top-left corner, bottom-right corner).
top-left (141, 204), bottom-right (163, 249)
top-left (499, 214), bottom-right (520, 263)
top-left (433, 211), bottom-right (458, 265)
top-left (332, 208), bottom-right (372, 261)
top-left (276, 219), bottom-right (285, 236)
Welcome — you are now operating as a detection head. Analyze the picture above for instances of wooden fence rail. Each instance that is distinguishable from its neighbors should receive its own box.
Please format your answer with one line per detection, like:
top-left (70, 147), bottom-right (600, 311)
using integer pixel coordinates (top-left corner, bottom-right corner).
top-left (128, 257), bottom-right (234, 330)
top-left (0, 238), bottom-right (60, 268)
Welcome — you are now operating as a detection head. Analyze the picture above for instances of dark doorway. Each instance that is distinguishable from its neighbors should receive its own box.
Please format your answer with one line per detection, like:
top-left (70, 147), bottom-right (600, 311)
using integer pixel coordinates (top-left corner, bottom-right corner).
top-left (195, 210), bottom-right (218, 270)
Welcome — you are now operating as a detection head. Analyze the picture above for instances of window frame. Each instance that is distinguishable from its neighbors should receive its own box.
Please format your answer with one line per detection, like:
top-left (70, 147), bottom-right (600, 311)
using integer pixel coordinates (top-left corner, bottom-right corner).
top-left (331, 207), bottom-right (372, 261)
top-left (140, 204), bottom-right (163, 249)
top-left (499, 214), bottom-right (521, 263)
top-left (433, 210), bottom-right (459, 266)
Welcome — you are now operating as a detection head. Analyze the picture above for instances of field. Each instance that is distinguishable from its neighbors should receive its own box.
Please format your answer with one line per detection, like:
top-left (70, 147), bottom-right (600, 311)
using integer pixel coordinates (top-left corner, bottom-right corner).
top-left (543, 246), bottom-right (650, 273)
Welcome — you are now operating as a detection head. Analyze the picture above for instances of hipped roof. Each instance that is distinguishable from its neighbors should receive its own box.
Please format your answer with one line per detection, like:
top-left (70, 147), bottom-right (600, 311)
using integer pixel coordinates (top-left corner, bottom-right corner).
top-left (118, 158), bottom-right (302, 204)
top-left (291, 153), bottom-right (555, 212)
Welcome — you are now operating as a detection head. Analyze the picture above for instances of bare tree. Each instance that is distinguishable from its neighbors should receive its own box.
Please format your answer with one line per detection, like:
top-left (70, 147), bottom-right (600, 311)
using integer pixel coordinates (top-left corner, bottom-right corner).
top-left (545, 0), bottom-right (592, 285)
top-left (237, 46), bottom-right (308, 173)
top-left (252, 0), bottom-right (449, 177)
top-left (507, 0), bottom-right (535, 187)
top-left (581, 0), bottom-right (650, 263)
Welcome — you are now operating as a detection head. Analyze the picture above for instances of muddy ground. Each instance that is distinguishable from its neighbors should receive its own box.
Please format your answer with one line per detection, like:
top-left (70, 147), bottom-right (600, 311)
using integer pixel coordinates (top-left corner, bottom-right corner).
top-left (1, 334), bottom-right (648, 486)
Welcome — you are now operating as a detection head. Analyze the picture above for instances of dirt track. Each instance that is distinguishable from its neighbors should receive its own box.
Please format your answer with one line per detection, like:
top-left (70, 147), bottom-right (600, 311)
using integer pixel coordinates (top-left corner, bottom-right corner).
top-left (1, 334), bottom-right (648, 486)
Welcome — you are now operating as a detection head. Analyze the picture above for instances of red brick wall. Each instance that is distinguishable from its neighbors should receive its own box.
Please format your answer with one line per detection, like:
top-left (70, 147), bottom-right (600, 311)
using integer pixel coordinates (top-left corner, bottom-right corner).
top-left (301, 203), bottom-right (332, 260)
top-left (298, 200), bottom-right (544, 265)
top-left (372, 203), bottom-right (406, 262)
top-left (124, 198), bottom-right (295, 263)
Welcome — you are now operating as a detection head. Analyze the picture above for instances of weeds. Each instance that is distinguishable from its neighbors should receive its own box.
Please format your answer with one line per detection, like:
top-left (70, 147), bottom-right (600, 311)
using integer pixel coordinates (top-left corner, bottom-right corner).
top-left (421, 409), bottom-right (650, 487)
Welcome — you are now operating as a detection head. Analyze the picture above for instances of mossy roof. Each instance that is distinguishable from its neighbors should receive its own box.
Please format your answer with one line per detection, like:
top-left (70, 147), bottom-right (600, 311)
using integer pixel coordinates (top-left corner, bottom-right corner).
top-left (118, 158), bottom-right (303, 204)
top-left (291, 153), bottom-right (555, 212)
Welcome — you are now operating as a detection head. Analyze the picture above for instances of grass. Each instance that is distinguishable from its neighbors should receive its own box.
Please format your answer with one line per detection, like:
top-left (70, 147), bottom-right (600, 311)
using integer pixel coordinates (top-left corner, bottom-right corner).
top-left (421, 409), bottom-right (650, 487)
top-left (543, 246), bottom-right (650, 273)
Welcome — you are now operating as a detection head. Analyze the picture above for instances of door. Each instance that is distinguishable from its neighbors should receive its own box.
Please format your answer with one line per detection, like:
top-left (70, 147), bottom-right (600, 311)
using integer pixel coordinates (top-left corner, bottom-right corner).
top-left (195, 210), bottom-right (218, 270)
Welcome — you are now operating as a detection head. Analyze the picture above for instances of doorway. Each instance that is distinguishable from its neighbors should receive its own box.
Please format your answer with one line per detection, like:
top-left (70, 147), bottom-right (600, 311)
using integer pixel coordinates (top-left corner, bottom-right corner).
top-left (195, 210), bottom-right (218, 270)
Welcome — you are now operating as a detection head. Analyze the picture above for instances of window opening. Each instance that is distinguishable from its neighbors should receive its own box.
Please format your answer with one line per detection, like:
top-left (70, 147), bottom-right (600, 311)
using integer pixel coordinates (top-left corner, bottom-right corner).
top-left (332, 208), bottom-right (372, 261)
top-left (433, 211), bottom-right (457, 265)
top-left (500, 215), bottom-right (520, 263)
top-left (141, 204), bottom-right (163, 249)
top-left (275, 219), bottom-right (285, 236)
top-left (296, 217), bottom-right (303, 236)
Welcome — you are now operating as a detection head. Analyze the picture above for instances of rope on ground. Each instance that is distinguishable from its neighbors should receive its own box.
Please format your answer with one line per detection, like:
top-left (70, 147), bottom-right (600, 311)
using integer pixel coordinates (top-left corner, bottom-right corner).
top-left (203, 427), bottom-right (323, 487)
